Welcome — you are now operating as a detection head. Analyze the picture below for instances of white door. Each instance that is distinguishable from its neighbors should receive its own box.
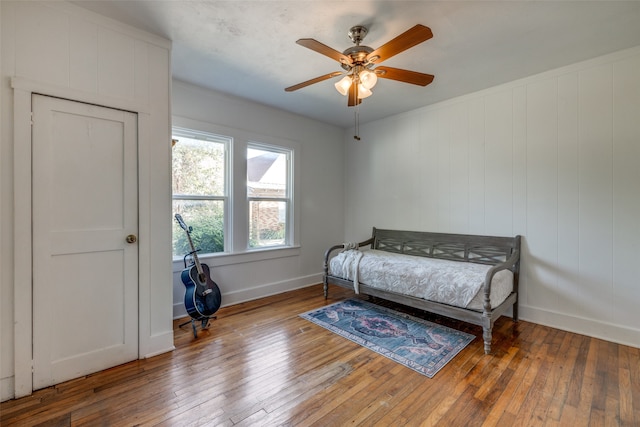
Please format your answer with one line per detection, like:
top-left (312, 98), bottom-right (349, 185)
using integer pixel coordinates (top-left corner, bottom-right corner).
top-left (32, 95), bottom-right (139, 390)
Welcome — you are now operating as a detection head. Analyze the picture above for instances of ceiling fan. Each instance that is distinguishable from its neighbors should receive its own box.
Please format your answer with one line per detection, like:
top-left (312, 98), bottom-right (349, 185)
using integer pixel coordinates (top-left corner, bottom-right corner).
top-left (285, 24), bottom-right (434, 107)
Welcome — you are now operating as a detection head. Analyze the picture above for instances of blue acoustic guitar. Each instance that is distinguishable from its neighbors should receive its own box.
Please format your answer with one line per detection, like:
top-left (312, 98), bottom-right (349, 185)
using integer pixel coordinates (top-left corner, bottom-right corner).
top-left (175, 214), bottom-right (222, 322)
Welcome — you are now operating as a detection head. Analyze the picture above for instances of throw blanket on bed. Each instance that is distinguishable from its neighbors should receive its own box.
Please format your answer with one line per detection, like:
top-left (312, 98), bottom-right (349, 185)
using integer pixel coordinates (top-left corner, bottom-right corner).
top-left (329, 249), bottom-right (513, 309)
top-left (334, 248), bottom-right (364, 293)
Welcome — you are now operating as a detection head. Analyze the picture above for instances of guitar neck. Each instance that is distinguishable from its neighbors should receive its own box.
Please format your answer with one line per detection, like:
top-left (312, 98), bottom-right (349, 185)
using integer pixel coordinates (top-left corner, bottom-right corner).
top-left (175, 214), bottom-right (207, 283)
top-left (185, 231), bottom-right (205, 278)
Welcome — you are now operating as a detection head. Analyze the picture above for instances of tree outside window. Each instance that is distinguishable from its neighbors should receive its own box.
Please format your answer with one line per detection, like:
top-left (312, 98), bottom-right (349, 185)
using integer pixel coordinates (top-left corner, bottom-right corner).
top-left (172, 129), bottom-right (228, 257)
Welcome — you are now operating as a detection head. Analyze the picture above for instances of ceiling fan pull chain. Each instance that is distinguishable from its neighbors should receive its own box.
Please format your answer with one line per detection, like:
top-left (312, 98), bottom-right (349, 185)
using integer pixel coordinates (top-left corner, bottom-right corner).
top-left (354, 106), bottom-right (361, 141)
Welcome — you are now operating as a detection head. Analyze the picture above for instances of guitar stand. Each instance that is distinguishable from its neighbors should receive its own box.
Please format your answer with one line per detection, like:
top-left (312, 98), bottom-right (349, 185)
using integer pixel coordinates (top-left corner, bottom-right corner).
top-left (179, 315), bottom-right (217, 339)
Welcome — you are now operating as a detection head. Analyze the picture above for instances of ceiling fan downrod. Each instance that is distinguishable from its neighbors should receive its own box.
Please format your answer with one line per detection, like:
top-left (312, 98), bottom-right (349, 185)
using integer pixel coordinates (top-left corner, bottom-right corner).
top-left (348, 26), bottom-right (368, 46)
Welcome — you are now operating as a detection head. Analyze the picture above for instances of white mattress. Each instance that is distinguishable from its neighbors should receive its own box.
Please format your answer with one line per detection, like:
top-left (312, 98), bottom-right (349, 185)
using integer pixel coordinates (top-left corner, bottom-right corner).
top-left (329, 249), bottom-right (513, 310)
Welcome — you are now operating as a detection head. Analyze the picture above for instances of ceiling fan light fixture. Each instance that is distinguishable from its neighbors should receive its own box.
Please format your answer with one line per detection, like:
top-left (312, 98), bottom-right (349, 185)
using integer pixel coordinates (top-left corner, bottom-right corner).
top-left (334, 75), bottom-right (353, 96)
top-left (357, 83), bottom-right (372, 99)
top-left (359, 69), bottom-right (378, 89)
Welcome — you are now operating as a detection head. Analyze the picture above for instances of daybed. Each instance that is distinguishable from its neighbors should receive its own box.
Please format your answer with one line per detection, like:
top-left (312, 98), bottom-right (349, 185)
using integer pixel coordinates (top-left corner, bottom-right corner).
top-left (323, 228), bottom-right (521, 354)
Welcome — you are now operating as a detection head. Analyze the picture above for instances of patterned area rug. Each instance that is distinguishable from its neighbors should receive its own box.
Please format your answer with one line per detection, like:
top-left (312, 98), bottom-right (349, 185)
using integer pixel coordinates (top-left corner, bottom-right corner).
top-left (300, 298), bottom-right (475, 378)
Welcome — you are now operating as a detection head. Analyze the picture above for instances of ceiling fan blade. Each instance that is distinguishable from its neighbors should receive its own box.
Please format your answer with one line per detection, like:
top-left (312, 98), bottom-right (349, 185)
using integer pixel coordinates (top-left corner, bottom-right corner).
top-left (347, 83), bottom-right (362, 107)
top-left (285, 71), bottom-right (343, 92)
top-left (296, 39), bottom-right (353, 67)
top-left (366, 24), bottom-right (433, 64)
top-left (374, 66), bottom-right (434, 86)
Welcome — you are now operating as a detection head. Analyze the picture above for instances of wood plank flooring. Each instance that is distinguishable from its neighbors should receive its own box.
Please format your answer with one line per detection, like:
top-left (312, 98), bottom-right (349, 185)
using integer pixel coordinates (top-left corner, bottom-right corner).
top-left (2, 284), bottom-right (639, 426)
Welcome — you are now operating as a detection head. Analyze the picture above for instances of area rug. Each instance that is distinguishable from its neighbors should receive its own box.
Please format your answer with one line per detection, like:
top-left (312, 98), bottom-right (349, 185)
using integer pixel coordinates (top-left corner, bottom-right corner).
top-left (300, 298), bottom-right (475, 378)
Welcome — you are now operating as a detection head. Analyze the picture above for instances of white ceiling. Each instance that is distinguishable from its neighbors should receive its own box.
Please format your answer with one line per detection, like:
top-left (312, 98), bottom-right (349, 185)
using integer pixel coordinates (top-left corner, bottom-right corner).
top-left (72, 1), bottom-right (640, 128)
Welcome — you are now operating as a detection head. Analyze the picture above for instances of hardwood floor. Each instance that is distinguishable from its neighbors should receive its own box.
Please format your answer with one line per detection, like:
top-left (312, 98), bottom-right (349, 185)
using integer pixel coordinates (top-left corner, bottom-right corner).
top-left (2, 284), bottom-right (639, 426)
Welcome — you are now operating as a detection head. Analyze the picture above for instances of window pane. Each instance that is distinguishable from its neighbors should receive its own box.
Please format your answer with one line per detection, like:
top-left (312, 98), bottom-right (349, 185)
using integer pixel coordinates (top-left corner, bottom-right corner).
top-left (249, 200), bottom-right (287, 248)
top-left (173, 200), bottom-right (224, 257)
top-left (247, 148), bottom-right (287, 198)
top-left (172, 135), bottom-right (225, 196)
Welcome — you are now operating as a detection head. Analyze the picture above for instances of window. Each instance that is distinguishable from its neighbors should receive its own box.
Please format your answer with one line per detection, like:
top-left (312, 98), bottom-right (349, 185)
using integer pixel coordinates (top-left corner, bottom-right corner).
top-left (247, 144), bottom-right (292, 248)
top-left (172, 120), bottom-right (299, 260)
top-left (172, 128), bottom-right (229, 257)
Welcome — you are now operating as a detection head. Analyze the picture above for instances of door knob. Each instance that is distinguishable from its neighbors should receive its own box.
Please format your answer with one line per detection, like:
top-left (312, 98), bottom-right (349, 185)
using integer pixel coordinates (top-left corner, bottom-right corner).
top-left (126, 234), bottom-right (137, 244)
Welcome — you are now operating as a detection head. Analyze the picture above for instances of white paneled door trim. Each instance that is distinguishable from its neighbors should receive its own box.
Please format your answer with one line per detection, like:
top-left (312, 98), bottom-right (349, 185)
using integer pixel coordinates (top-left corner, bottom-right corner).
top-left (11, 80), bottom-right (153, 398)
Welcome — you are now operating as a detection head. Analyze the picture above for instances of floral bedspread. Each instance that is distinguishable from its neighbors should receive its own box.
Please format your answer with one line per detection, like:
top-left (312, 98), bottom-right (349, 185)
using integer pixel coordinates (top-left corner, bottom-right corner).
top-left (329, 249), bottom-right (513, 309)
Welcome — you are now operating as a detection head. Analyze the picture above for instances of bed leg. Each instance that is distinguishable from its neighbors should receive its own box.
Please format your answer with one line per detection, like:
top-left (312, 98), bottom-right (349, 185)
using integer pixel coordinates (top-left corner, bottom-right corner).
top-left (513, 303), bottom-right (519, 322)
top-left (323, 280), bottom-right (328, 299)
top-left (483, 326), bottom-right (492, 355)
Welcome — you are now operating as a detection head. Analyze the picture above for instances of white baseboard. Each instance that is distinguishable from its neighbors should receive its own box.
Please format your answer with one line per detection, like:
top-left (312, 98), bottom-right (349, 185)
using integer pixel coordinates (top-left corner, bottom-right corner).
top-left (1, 376), bottom-right (14, 403)
top-left (173, 274), bottom-right (323, 319)
top-left (140, 331), bottom-right (175, 359)
top-left (519, 304), bottom-right (640, 349)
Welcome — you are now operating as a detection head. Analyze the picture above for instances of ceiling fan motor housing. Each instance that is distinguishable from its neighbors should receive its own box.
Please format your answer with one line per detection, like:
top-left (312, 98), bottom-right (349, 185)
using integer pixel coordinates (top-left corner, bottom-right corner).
top-left (342, 25), bottom-right (374, 71)
top-left (342, 45), bottom-right (374, 70)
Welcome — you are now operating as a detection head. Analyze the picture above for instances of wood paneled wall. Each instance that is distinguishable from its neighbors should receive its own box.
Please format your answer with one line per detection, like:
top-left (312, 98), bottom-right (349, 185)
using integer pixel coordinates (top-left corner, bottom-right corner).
top-left (345, 46), bottom-right (640, 349)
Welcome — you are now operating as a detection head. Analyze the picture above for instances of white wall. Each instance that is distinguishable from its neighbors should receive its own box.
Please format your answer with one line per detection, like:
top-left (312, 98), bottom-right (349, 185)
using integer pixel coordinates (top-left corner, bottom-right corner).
top-left (1, 1), bottom-right (173, 400)
top-left (345, 46), bottom-right (640, 348)
top-left (171, 80), bottom-right (345, 316)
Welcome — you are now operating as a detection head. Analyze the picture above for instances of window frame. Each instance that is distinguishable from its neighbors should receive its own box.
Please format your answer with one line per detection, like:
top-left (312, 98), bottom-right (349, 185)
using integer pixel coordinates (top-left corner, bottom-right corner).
top-left (246, 142), bottom-right (294, 249)
top-left (171, 126), bottom-right (231, 258)
top-left (171, 116), bottom-right (300, 264)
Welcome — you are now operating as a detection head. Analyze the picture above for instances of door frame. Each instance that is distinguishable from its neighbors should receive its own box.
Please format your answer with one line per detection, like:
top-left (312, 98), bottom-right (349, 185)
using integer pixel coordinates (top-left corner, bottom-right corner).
top-left (11, 77), bottom-right (153, 398)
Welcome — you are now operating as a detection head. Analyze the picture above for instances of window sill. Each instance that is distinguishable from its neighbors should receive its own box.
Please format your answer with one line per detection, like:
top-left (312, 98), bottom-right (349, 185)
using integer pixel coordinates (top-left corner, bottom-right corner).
top-left (172, 245), bottom-right (301, 272)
